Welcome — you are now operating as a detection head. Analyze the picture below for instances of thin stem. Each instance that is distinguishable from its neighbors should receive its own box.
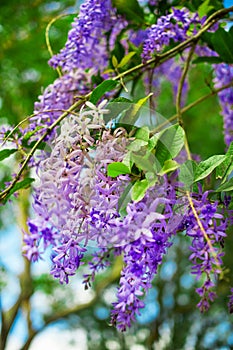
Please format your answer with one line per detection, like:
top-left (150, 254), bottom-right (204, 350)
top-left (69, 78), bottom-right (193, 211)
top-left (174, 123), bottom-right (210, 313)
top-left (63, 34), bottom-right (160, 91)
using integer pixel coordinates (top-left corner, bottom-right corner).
top-left (175, 44), bottom-right (197, 160)
top-left (1, 109), bottom-right (81, 146)
top-left (175, 44), bottom-right (196, 126)
top-left (0, 99), bottom-right (87, 202)
top-left (45, 13), bottom-right (77, 77)
top-left (150, 81), bottom-right (233, 135)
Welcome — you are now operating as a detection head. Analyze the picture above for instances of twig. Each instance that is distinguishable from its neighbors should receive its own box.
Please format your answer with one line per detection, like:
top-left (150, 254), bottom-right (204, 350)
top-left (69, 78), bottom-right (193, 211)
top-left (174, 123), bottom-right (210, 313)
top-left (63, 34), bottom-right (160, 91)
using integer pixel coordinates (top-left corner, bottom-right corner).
top-left (150, 81), bottom-right (233, 135)
top-left (1, 109), bottom-right (81, 146)
top-left (0, 99), bottom-right (87, 202)
top-left (45, 13), bottom-right (77, 77)
top-left (175, 44), bottom-right (197, 160)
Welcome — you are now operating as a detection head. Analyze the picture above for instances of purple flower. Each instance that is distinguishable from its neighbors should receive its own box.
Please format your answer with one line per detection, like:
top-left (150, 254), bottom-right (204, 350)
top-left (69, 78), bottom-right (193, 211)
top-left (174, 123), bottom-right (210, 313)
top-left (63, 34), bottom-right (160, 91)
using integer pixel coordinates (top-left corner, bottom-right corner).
top-left (49, 0), bottom-right (122, 72)
top-left (27, 70), bottom-right (94, 146)
top-left (180, 190), bottom-right (231, 311)
top-left (213, 63), bottom-right (233, 147)
top-left (51, 237), bottom-right (86, 284)
top-left (110, 180), bottom-right (180, 331)
top-left (228, 288), bottom-right (233, 313)
top-left (142, 8), bottom-right (201, 61)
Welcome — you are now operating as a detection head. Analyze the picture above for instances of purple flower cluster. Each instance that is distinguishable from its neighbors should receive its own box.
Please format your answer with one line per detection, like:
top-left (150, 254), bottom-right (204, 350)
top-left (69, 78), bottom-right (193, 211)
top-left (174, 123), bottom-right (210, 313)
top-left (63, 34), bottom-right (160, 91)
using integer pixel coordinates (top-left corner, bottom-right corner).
top-left (49, 0), bottom-right (120, 72)
top-left (23, 109), bottom-right (131, 283)
top-left (180, 190), bottom-right (229, 311)
top-left (110, 180), bottom-right (180, 330)
top-left (142, 8), bottom-right (201, 61)
top-left (148, 0), bottom-right (158, 5)
top-left (213, 63), bottom-right (233, 147)
top-left (228, 288), bottom-right (233, 313)
top-left (51, 237), bottom-right (86, 284)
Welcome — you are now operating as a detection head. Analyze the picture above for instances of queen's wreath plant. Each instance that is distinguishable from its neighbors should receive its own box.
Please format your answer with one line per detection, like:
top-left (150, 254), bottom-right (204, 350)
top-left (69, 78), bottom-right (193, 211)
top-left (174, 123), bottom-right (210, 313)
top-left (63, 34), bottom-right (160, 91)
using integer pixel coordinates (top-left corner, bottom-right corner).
top-left (1, 0), bottom-right (233, 332)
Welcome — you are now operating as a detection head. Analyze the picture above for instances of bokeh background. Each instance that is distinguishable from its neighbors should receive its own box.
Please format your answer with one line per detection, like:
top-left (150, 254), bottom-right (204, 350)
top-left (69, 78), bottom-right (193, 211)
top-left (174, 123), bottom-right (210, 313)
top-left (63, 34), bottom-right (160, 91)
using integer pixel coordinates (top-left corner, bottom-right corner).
top-left (0, 1), bottom-right (233, 349)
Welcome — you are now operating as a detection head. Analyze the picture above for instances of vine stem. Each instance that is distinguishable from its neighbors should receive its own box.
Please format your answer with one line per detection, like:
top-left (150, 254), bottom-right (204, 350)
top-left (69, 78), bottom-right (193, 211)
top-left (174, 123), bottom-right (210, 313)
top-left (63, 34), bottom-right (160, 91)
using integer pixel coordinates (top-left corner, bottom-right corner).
top-left (1, 108), bottom-right (82, 146)
top-left (175, 44), bottom-right (197, 161)
top-left (45, 12), bottom-right (77, 77)
top-left (0, 98), bottom-right (87, 202)
top-left (150, 80), bottom-right (233, 135)
top-left (0, 6), bottom-right (232, 202)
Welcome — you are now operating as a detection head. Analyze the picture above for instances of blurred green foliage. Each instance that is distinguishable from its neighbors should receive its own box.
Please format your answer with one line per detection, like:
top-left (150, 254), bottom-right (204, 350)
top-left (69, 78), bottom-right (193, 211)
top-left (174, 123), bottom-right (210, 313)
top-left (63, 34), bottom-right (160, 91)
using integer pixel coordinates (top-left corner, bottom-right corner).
top-left (0, 0), bottom-right (76, 124)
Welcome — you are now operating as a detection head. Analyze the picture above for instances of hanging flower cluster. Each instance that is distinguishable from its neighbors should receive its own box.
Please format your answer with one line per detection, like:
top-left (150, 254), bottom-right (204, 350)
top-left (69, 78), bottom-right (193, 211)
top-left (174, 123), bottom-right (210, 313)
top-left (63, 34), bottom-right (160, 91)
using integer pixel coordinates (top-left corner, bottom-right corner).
top-left (213, 63), bottom-right (233, 147)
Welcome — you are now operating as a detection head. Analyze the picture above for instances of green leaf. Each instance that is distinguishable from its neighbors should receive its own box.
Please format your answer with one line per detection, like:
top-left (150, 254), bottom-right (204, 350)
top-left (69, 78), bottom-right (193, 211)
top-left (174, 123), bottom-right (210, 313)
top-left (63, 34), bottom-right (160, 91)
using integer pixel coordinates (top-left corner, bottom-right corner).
top-left (104, 99), bottom-right (133, 124)
top-left (89, 80), bottom-right (118, 104)
top-left (0, 148), bottom-right (17, 161)
top-left (3, 178), bottom-right (35, 202)
top-left (216, 177), bottom-right (233, 192)
top-left (118, 52), bottom-right (136, 68)
top-left (194, 154), bottom-right (225, 182)
top-left (112, 0), bottom-right (144, 24)
top-left (127, 139), bottom-right (148, 152)
top-left (118, 182), bottom-right (133, 217)
top-left (122, 151), bottom-right (132, 170)
top-left (111, 40), bottom-right (125, 63)
top-left (110, 97), bottom-right (133, 103)
top-left (158, 159), bottom-right (180, 176)
top-left (131, 151), bottom-right (156, 172)
top-left (131, 179), bottom-right (149, 202)
top-left (211, 27), bottom-right (233, 64)
top-left (216, 142), bottom-right (233, 182)
top-left (145, 171), bottom-right (157, 186)
top-left (154, 125), bottom-right (185, 166)
top-left (198, 0), bottom-right (215, 17)
top-left (202, 27), bottom-right (233, 64)
top-left (120, 93), bottom-right (153, 126)
top-left (148, 133), bottom-right (160, 152)
top-left (193, 56), bottom-right (223, 64)
top-left (107, 162), bottom-right (131, 178)
top-left (135, 126), bottom-right (150, 141)
top-left (178, 160), bottom-right (197, 189)
top-left (112, 55), bottom-right (118, 68)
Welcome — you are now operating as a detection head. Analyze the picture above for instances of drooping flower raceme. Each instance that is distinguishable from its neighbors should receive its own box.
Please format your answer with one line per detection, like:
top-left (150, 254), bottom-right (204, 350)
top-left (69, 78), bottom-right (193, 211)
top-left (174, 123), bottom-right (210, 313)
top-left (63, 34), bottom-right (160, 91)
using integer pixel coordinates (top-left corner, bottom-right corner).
top-left (179, 189), bottom-right (230, 311)
top-left (142, 7), bottom-right (201, 61)
top-left (24, 100), bottom-right (131, 283)
top-left (213, 63), bottom-right (233, 147)
top-left (228, 288), bottom-right (233, 313)
top-left (110, 179), bottom-right (180, 331)
top-left (49, 0), bottom-right (121, 72)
